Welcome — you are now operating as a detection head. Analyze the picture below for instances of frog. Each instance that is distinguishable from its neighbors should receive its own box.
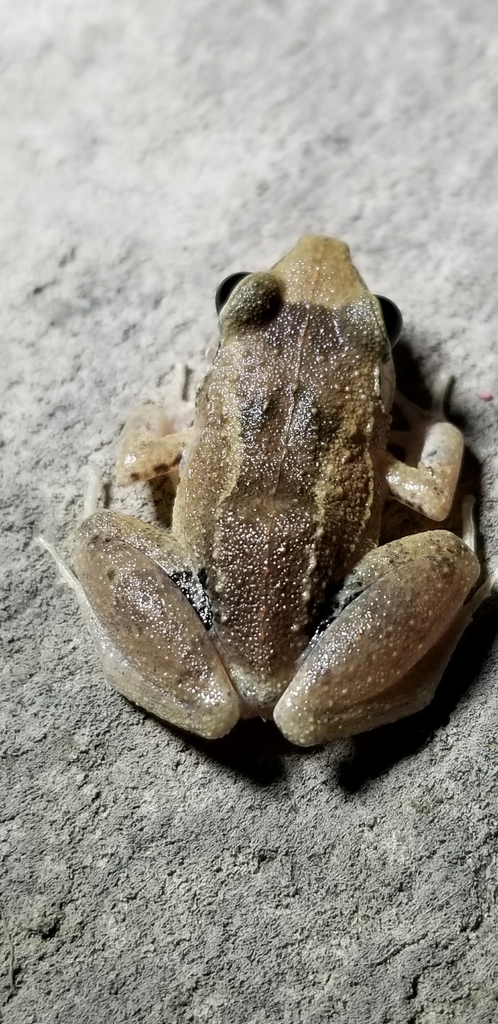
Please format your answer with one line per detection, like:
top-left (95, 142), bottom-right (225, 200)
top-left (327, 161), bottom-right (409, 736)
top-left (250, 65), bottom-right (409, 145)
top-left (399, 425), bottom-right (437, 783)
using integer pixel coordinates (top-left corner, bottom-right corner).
top-left (42, 235), bottom-right (487, 746)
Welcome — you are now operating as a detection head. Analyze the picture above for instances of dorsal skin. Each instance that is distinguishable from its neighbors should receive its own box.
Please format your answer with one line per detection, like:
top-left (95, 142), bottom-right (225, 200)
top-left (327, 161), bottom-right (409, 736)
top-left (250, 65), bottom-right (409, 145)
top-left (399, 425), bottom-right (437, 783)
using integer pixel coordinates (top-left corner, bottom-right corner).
top-left (173, 236), bottom-right (393, 707)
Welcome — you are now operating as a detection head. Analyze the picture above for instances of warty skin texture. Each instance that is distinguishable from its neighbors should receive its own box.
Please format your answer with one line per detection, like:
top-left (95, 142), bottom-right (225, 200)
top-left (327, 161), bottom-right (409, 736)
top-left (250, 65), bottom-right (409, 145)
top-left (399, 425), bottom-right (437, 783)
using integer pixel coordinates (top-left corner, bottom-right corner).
top-left (61, 236), bottom-right (481, 744)
top-left (174, 237), bottom-right (392, 706)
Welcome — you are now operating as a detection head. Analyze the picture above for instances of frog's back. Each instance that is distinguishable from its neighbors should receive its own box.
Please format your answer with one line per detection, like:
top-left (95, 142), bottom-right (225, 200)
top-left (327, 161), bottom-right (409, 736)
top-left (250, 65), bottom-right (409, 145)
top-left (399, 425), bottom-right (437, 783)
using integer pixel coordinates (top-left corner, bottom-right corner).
top-left (174, 237), bottom-right (391, 706)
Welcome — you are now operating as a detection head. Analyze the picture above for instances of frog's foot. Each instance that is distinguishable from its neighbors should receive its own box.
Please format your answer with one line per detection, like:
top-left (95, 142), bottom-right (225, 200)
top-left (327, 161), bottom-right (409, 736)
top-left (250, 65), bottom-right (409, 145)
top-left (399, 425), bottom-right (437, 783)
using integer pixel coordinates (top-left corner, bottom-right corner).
top-left (42, 511), bottom-right (240, 740)
top-left (274, 529), bottom-right (484, 747)
top-left (384, 378), bottom-right (463, 520)
top-left (115, 404), bottom-right (194, 486)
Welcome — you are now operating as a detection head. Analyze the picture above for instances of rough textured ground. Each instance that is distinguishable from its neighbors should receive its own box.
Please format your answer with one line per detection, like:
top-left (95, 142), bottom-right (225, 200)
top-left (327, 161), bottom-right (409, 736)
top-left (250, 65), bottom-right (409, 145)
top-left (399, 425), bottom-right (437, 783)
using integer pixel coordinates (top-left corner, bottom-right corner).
top-left (1, 1), bottom-right (498, 1022)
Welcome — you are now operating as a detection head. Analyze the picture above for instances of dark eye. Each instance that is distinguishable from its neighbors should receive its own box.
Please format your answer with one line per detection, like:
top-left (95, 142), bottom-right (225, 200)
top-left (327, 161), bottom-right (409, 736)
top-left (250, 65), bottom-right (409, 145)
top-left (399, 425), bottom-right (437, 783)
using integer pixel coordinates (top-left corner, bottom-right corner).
top-left (215, 273), bottom-right (250, 315)
top-left (375, 295), bottom-right (403, 348)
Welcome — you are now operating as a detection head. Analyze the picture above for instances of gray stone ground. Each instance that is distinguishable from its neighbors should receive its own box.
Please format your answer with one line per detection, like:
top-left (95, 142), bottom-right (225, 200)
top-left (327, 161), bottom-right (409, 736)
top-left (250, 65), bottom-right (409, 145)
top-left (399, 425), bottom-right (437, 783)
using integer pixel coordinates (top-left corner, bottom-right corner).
top-left (1, 1), bottom-right (498, 1022)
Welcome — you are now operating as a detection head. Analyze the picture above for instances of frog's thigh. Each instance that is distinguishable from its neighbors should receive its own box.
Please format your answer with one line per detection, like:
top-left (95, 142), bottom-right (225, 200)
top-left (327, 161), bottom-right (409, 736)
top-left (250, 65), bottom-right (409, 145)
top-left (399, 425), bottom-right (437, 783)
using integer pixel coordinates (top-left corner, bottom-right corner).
top-left (73, 511), bottom-right (240, 740)
top-left (274, 531), bottom-right (480, 747)
top-left (115, 404), bottom-right (193, 486)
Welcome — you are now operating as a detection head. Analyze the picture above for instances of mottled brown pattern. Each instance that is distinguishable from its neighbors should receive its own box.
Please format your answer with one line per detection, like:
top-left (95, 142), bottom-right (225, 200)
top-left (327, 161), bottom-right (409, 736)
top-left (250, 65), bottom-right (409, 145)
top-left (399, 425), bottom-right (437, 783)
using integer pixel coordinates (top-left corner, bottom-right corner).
top-left (174, 237), bottom-right (390, 702)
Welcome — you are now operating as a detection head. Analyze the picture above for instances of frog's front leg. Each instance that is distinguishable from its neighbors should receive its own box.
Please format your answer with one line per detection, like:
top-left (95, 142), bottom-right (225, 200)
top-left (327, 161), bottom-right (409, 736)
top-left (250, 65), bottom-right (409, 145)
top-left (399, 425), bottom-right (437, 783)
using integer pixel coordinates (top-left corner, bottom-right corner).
top-left (273, 530), bottom-right (482, 747)
top-left (115, 404), bottom-right (194, 485)
top-left (381, 385), bottom-right (464, 520)
top-left (46, 511), bottom-right (240, 739)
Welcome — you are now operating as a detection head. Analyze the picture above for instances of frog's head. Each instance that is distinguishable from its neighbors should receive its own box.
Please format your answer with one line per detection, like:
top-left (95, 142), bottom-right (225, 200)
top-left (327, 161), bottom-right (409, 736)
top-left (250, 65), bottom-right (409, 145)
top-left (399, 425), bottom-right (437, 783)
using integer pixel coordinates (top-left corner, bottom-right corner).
top-left (216, 236), bottom-right (357, 328)
top-left (215, 235), bottom-right (402, 350)
top-left (273, 235), bottom-right (366, 308)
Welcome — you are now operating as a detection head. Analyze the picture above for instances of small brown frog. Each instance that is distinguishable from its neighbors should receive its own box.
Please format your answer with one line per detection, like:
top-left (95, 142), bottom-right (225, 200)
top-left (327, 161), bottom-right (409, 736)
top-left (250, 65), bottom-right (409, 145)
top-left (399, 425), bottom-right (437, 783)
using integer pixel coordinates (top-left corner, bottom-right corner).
top-left (43, 236), bottom-right (487, 745)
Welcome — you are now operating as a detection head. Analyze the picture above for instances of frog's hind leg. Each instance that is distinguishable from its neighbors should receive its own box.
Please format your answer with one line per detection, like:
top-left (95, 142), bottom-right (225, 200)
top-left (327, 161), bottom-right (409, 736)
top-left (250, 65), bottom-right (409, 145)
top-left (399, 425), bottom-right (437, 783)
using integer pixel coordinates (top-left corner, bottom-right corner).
top-left (115, 404), bottom-right (194, 486)
top-left (41, 498), bottom-right (240, 740)
top-left (274, 526), bottom-right (485, 747)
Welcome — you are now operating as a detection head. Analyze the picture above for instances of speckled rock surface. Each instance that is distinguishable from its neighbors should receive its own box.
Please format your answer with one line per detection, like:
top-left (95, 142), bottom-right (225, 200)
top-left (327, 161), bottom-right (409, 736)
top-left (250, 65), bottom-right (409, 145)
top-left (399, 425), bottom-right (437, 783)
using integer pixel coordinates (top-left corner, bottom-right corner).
top-left (2, 2), bottom-right (498, 1022)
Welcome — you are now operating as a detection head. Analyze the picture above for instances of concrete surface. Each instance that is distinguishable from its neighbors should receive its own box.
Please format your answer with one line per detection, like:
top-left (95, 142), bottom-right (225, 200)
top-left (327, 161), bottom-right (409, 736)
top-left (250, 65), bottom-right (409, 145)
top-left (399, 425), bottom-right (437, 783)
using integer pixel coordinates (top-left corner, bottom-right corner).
top-left (1, 1), bottom-right (498, 1022)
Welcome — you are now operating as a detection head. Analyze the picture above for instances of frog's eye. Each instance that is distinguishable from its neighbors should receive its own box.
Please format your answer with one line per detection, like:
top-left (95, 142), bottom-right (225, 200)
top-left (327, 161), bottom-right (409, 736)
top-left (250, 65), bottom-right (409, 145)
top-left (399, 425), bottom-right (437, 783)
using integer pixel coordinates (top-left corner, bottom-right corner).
top-left (218, 272), bottom-right (284, 327)
top-left (375, 295), bottom-right (403, 348)
top-left (215, 273), bottom-right (251, 315)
